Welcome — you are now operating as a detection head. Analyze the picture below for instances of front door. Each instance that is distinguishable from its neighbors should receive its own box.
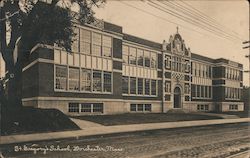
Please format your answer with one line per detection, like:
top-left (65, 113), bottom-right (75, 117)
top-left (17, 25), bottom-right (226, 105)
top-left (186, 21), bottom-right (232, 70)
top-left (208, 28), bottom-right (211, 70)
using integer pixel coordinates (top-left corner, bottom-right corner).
top-left (174, 87), bottom-right (181, 108)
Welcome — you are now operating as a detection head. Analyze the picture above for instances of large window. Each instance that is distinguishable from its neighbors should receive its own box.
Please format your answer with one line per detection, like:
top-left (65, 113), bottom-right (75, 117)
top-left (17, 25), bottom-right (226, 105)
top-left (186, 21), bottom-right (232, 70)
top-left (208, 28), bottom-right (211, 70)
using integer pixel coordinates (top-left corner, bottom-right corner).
top-left (137, 78), bottom-right (144, 95)
top-left (92, 33), bottom-right (102, 56)
top-left (69, 67), bottom-right (80, 91)
top-left (137, 49), bottom-right (144, 66)
top-left (130, 77), bottom-right (137, 94)
top-left (151, 80), bottom-right (157, 95)
top-left (55, 66), bottom-right (67, 90)
top-left (123, 45), bottom-right (129, 64)
top-left (122, 76), bottom-right (129, 94)
top-left (145, 79), bottom-right (150, 95)
top-left (102, 36), bottom-right (112, 57)
top-left (93, 70), bottom-right (102, 92)
top-left (122, 76), bottom-right (157, 96)
top-left (81, 69), bottom-right (91, 91)
top-left (72, 28), bottom-right (79, 52)
top-left (144, 51), bottom-right (150, 67)
top-left (151, 52), bottom-right (157, 69)
top-left (80, 29), bottom-right (91, 54)
top-left (103, 72), bottom-right (112, 92)
top-left (129, 47), bottom-right (137, 65)
top-left (229, 104), bottom-right (238, 110)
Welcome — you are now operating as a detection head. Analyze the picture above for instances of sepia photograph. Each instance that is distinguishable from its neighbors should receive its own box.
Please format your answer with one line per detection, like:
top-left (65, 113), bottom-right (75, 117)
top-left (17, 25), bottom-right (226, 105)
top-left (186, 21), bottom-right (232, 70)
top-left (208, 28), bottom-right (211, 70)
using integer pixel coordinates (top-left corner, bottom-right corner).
top-left (0, 0), bottom-right (249, 157)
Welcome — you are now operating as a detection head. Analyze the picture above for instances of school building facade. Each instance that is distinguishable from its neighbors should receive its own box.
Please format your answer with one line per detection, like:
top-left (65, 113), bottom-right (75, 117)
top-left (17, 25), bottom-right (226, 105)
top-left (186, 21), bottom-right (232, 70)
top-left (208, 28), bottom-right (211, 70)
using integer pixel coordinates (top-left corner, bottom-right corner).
top-left (21, 20), bottom-right (244, 115)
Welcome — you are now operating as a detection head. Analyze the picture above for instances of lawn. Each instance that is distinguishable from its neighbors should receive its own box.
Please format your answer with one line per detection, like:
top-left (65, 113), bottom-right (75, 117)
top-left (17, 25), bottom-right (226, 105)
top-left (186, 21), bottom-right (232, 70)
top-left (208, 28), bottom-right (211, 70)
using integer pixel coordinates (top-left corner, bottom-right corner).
top-left (212, 111), bottom-right (250, 118)
top-left (1, 106), bottom-right (80, 136)
top-left (72, 113), bottom-right (223, 126)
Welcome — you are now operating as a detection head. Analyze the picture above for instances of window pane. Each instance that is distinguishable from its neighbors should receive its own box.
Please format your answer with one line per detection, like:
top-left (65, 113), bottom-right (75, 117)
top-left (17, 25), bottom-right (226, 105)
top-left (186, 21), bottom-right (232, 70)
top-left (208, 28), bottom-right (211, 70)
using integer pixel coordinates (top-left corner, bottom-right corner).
top-left (151, 52), bottom-right (157, 69)
top-left (197, 85), bottom-right (200, 97)
top-left (93, 71), bottom-right (102, 92)
top-left (55, 66), bottom-right (67, 90)
top-left (137, 104), bottom-right (143, 111)
top-left (129, 47), bottom-right (137, 65)
top-left (69, 67), bottom-right (79, 91)
top-left (71, 28), bottom-right (79, 52)
top-left (151, 80), bottom-right (156, 95)
top-left (103, 46), bottom-right (112, 57)
top-left (104, 72), bottom-right (112, 92)
top-left (92, 33), bottom-right (101, 45)
top-left (145, 79), bottom-right (150, 95)
top-left (81, 103), bottom-right (91, 112)
top-left (145, 104), bottom-right (151, 111)
top-left (92, 45), bottom-right (101, 56)
top-left (81, 69), bottom-right (91, 91)
top-left (93, 103), bottom-right (103, 113)
top-left (123, 45), bottom-right (129, 64)
top-left (137, 78), bottom-right (143, 95)
top-left (137, 49), bottom-right (144, 66)
top-left (122, 76), bottom-right (129, 94)
top-left (130, 104), bottom-right (136, 111)
top-left (144, 51), bottom-right (150, 67)
top-left (130, 77), bottom-right (136, 94)
top-left (69, 103), bottom-right (79, 113)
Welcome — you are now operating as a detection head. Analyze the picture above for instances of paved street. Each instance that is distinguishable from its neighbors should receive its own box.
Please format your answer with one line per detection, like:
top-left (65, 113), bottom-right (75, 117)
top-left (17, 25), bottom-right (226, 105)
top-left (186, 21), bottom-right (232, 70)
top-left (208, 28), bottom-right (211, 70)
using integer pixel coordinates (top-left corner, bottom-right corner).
top-left (1, 123), bottom-right (249, 158)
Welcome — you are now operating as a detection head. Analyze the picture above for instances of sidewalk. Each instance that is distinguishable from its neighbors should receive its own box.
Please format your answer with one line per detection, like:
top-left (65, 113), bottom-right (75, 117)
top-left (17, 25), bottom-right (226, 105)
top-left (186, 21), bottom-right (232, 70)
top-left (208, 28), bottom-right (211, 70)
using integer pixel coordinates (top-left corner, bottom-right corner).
top-left (1, 118), bottom-right (250, 145)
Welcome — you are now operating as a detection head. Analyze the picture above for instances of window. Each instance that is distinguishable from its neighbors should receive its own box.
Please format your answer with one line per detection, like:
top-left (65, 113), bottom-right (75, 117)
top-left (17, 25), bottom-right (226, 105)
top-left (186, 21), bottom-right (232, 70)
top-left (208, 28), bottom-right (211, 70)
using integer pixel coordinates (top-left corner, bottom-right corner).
top-left (123, 45), bottom-right (129, 64)
top-left (137, 49), bottom-right (144, 66)
top-left (93, 70), bottom-right (102, 92)
top-left (137, 78), bottom-right (144, 95)
top-left (102, 36), bottom-right (112, 57)
top-left (197, 85), bottom-right (200, 97)
top-left (130, 104), bottom-right (152, 112)
top-left (93, 103), bottom-right (103, 113)
top-left (92, 33), bottom-right (102, 56)
top-left (79, 103), bottom-right (103, 113)
top-left (130, 77), bottom-right (137, 94)
top-left (103, 72), bottom-right (112, 92)
top-left (129, 47), bottom-right (137, 65)
top-left (145, 79), bottom-right (150, 95)
top-left (72, 27), bottom-right (79, 52)
top-left (130, 104), bottom-right (136, 111)
top-left (151, 52), bottom-right (157, 69)
top-left (69, 67), bottom-right (80, 91)
top-left (81, 103), bottom-right (91, 112)
top-left (122, 76), bottom-right (129, 94)
top-left (80, 29), bottom-right (91, 54)
top-left (229, 104), bottom-right (238, 110)
top-left (68, 103), bottom-right (79, 113)
top-left (137, 104), bottom-right (143, 111)
top-left (151, 80), bottom-right (157, 95)
top-left (201, 86), bottom-right (204, 98)
top-left (55, 66), bottom-right (67, 90)
top-left (145, 104), bottom-right (151, 112)
top-left (81, 69), bottom-right (91, 91)
top-left (197, 104), bottom-right (209, 111)
top-left (144, 51), bottom-right (150, 67)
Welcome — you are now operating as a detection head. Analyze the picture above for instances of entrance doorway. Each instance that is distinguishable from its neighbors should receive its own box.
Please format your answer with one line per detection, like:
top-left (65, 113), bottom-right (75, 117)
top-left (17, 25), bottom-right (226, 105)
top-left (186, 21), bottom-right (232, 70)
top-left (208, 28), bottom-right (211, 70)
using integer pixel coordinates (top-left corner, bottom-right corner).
top-left (174, 87), bottom-right (181, 108)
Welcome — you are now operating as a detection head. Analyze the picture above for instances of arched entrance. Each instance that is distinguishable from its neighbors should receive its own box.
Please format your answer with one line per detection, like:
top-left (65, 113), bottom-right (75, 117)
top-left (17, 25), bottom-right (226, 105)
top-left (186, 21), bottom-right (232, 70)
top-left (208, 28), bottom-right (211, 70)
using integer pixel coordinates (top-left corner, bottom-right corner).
top-left (174, 87), bottom-right (181, 108)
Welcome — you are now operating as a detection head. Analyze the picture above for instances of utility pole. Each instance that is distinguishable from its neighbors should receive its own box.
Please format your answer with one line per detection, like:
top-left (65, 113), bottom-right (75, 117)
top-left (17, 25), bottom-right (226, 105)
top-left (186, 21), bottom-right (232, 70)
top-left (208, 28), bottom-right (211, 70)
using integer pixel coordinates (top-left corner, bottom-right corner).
top-left (243, 41), bottom-right (250, 86)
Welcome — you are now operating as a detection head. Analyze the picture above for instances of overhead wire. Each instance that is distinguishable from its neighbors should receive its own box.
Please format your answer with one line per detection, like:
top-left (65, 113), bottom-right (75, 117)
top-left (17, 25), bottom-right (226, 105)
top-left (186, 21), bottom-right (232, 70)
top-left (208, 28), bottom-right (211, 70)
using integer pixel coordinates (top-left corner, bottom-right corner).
top-left (161, 0), bottom-right (242, 41)
top-left (147, 0), bottom-right (239, 42)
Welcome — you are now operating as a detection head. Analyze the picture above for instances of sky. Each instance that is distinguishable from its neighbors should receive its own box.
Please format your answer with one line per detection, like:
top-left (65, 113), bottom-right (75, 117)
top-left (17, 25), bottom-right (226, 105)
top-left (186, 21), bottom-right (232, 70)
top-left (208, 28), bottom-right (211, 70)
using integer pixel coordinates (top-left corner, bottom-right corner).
top-left (93, 0), bottom-right (250, 86)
